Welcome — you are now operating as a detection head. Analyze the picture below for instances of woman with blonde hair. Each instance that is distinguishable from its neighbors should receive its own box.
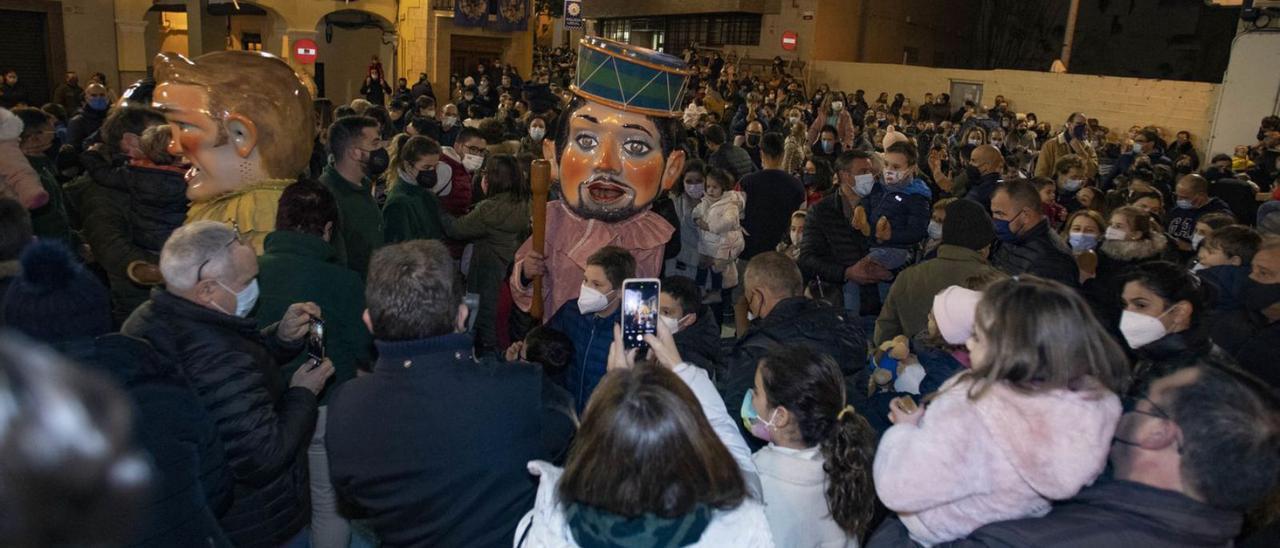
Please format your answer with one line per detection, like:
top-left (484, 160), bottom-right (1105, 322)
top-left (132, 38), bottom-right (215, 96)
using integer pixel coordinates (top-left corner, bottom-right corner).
top-left (781, 118), bottom-right (810, 177)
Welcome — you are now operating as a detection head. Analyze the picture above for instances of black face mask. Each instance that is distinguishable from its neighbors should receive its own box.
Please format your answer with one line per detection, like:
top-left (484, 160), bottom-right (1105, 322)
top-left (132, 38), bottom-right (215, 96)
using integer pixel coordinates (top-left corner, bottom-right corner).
top-left (746, 135), bottom-right (761, 148)
top-left (364, 148), bottom-right (390, 177)
top-left (965, 164), bottom-right (982, 181)
top-left (1241, 279), bottom-right (1280, 317)
top-left (415, 168), bottom-right (437, 188)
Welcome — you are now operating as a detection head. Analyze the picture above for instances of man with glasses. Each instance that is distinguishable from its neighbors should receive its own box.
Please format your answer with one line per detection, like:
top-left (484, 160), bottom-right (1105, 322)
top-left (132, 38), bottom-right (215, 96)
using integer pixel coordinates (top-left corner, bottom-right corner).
top-left (437, 126), bottom-right (483, 219)
top-left (124, 220), bottom-right (335, 547)
top-left (321, 116), bottom-right (387, 277)
top-left (870, 359), bottom-right (1280, 547)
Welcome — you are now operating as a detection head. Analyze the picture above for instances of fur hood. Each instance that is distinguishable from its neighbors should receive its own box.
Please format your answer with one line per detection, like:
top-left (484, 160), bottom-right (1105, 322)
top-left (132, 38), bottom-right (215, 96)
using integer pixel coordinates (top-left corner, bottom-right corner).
top-left (1100, 231), bottom-right (1167, 262)
top-left (0, 108), bottom-right (22, 141)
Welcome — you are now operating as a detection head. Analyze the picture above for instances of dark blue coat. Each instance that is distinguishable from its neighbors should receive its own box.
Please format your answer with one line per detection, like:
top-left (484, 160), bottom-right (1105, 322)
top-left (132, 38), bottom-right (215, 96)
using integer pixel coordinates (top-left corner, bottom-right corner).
top-left (326, 333), bottom-right (573, 548)
top-left (62, 334), bottom-right (233, 547)
top-left (866, 177), bottom-right (933, 248)
top-left (548, 299), bottom-right (620, 413)
top-left (1197, 263), bottom-right (1249, 314)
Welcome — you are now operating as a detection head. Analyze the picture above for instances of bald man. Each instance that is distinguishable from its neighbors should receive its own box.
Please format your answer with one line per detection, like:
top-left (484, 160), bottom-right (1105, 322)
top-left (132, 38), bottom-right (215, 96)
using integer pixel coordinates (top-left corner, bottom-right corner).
top-left (66, 82), bottom-right (111, 152)
top-left (964, 144), bottom-right (1006, 212)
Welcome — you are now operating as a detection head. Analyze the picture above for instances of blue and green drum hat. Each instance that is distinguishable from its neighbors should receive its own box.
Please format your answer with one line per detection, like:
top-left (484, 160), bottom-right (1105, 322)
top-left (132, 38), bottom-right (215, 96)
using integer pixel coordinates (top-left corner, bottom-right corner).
top-left (573, 37), bottom-right (694, 118)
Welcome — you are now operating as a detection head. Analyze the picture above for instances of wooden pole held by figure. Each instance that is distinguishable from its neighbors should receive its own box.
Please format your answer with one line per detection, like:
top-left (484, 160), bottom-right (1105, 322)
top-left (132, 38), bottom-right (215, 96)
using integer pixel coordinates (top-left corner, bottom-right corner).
top-left (529, 159), bottom-right (551, 321)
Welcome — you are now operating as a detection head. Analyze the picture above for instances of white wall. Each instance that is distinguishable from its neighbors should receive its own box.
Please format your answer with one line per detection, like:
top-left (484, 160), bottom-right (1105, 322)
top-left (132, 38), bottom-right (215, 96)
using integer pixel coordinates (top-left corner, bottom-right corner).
top-left (1207, 30), bottom-right (1280, 157)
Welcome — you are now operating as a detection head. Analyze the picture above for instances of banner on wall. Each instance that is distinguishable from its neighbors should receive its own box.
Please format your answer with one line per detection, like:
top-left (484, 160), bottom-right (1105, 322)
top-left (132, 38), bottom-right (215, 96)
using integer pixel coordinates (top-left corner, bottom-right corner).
top-left (455, 0), bottom-right (488, 28)
top-left (494, 0), bottom-right (530, 32)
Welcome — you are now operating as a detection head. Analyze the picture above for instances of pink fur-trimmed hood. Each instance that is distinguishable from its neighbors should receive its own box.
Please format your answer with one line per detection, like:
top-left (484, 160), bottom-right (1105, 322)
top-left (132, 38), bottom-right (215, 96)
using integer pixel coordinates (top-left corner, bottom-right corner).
top-left (970, 378), bottom-right (1121, 499)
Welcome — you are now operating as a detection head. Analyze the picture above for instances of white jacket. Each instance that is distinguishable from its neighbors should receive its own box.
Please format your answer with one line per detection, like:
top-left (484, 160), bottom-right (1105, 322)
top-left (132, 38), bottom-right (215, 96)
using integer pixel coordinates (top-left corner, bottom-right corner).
top-left (754, 445), bottom-right (860, 548)
top-left (515, 462), bottom-right (774, 548)
top-left (692, 190), bottom-right (746, 261)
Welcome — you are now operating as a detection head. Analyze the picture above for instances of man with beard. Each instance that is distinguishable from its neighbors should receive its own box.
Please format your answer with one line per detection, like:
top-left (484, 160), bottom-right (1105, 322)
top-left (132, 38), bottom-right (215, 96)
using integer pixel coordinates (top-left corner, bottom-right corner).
top-left (511, 37), bottom-right (690, 322)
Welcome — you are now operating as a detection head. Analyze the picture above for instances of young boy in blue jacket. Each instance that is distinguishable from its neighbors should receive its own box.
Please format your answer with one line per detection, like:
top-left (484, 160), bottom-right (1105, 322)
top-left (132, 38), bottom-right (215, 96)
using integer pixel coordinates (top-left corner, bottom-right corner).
top-left (1195, 225), bottom-right (1262, 313)
top-left (851, 141), bottom-right (932, 311)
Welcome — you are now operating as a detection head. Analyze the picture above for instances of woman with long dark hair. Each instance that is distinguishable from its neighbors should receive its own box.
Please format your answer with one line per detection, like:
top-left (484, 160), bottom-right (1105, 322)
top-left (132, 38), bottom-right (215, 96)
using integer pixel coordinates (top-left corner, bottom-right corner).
top-left (441, 153), bottom-right (532, 354)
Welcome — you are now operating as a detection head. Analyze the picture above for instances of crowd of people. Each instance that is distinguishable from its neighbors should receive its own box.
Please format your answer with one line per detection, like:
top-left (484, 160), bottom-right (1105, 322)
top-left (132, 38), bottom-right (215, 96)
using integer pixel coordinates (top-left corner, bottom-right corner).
top-left (1, 40), bottom-right (1279, 548)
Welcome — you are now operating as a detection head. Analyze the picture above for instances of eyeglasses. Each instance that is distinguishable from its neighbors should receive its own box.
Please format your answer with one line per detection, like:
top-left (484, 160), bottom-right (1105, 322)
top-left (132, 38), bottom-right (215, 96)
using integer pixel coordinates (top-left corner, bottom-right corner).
top-left (196, 222), bottom-right (244, 282)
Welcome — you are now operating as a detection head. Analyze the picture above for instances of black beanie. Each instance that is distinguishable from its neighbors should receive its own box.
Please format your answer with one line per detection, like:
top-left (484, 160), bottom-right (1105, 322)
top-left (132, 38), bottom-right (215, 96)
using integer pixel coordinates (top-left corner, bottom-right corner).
top-left (2, 241), bottom-right (112, 344)
top-left (942, 199), bottom-right (996, 251)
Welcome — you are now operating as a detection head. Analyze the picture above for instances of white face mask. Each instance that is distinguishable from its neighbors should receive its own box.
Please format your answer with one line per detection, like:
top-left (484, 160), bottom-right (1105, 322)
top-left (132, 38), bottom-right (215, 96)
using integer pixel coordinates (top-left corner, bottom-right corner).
top-left (831, 101), bottom-right (844, 111)
top-left (1119, 308), bottom-right (1172, 349)
top-left (788, 116), bottom-right (800, 125)
top-left (529, 127), bottom-right (546, 141)
top-left (659, 314), bottom-right (688, 335)
top-left (927, 220), bottom-right (943, 241)
top-left (853, 173), bottom-right (876, 196)
top-left (1105, 227), bottom-right (1129, 241)
top-left (214, 278), bottom-right (259, 318)
top-left (1191, 233), bottom-right (1205, 249)
top-left (1062, 178), bottom-right (1085, 192)
top-left (462, 153), bottom-right (484, 173)
top-left (789, 230), bottom-right (803, 246)
top-left (443, 115), bottom-right (458, 128)
top-left (577, 284), bottom-right (613, 315)
top-left (883, 169), bottom-right (908, 185)
top-left (685, 182), bottom-right (705, 200)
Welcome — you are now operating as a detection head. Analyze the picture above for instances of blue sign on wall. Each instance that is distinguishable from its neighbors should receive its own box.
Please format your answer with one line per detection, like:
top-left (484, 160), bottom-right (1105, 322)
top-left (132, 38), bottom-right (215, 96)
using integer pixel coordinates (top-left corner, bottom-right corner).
top-left (564, 0), bottom-right (583, 29)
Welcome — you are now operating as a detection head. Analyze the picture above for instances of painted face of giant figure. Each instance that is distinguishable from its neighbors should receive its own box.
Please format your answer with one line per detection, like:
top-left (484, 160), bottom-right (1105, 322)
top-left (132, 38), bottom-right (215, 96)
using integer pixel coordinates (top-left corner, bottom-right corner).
top-left (558, 100), bottom-right (685, 222)
top-left (552, 37), bottom-right (691, 222)
top-left (152, 51), bottom-right (314, 201)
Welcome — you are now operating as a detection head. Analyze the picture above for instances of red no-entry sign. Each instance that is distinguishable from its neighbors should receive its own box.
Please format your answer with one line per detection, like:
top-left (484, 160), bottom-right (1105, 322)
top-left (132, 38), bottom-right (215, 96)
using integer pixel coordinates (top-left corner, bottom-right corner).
top-left (294, 39), bottom-right (318, 64)
top-left (781, 31), bottom-right (798, 51)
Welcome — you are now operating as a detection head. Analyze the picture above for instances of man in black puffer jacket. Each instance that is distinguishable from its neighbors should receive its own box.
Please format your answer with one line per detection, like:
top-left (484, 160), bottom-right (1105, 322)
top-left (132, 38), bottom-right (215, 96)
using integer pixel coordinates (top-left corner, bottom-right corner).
top-left (798, 150), bottom-right (892, 310)
top-left (989, 179), bottom-right (1079, 288)
top-left (718, 252), bottom-right (868, 447)
top-left (123, 221), bottom-right (335, 547)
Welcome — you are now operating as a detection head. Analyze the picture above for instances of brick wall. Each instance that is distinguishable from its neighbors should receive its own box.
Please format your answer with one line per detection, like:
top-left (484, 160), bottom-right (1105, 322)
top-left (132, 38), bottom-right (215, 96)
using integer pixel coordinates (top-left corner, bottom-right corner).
top-left (810, 61), bottom-right (1221, 154)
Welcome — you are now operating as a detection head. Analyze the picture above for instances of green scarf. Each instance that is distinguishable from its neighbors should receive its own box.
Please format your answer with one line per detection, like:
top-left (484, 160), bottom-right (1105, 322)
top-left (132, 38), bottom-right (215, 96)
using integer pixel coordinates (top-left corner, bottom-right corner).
top-left (565, 503), bottom-right (711, 548)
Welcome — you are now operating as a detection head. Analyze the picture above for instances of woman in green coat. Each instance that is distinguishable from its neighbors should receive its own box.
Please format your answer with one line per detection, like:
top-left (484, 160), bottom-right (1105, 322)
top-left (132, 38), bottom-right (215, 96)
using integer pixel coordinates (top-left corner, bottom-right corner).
top-left (441, 154), bottom-right (530, 354)
top-left (382, 134), bottom-right (447, 243)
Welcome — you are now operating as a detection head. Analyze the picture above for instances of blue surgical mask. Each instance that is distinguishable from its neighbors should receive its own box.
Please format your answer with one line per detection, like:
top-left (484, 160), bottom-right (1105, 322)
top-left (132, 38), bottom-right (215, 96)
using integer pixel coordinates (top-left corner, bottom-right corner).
top-left (740, 389), bottom-right (777, 443)
top-left (802, 173), bottom-right (816, 187)
top-left (993, 210), bottom-right (1024, 243)
top-left (1062, 178), bottom-right (1085, 192)
top-left (853, 173), bottom-right (875, 196)
top-left (1176, 199), bottom-right (1194, 210)
top-left (1068, 233), bottom-right (1098, 252)
top-left (821, 140), bottom-right (835, 153)
top-left (87, 96), bottom-right (109, 111)
top-left (1132, 142), bottom-right (1145, 154)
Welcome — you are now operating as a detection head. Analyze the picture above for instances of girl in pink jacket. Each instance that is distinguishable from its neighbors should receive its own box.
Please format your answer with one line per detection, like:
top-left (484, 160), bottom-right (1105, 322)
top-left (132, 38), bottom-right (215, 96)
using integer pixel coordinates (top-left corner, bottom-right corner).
top-left (873, 276), bottom-right (1128, 546)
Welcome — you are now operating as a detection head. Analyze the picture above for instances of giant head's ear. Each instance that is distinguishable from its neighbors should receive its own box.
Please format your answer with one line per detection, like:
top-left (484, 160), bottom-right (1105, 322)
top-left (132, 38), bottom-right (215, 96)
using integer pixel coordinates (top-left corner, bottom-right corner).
top-left (660, 150), bottom-right (686, 192)
top-left (225, 113), bottom-right (259, 158)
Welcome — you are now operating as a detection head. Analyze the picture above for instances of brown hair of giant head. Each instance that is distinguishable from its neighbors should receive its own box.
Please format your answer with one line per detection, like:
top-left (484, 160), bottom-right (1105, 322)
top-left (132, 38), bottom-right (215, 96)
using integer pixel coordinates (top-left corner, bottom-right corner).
top-left (153, 51), bottom-right (315, 179)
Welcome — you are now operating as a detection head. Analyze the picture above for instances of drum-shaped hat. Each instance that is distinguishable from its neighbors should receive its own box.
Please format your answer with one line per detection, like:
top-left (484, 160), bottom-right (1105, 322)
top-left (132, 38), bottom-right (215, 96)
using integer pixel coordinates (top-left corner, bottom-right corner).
top-left (573, 37), bottom-right (694, 118)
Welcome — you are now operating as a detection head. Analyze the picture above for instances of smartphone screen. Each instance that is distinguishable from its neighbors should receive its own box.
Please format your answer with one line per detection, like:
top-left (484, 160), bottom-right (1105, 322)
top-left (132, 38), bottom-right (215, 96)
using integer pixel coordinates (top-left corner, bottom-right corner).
top-left (622, 279), bottom-right (661, 350)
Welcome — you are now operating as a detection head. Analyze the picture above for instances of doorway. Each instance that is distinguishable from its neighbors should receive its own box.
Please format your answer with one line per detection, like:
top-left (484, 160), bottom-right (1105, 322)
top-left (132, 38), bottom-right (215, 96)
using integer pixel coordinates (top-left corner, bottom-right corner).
top-left (0, 3), bottom-right (64, 106)
top-left (316, 10), bottom-right (396, 106)
top-left (450, 35), bottom-right (507, 84)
